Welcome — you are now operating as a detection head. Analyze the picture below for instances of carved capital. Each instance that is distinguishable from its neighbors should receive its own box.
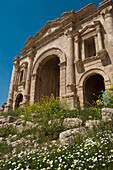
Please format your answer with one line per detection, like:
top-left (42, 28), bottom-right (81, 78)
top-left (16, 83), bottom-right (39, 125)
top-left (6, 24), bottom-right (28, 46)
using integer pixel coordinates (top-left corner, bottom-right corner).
top-left (64, 29), bottom-right (73, 39)
top-left (28, 51), bottom-right (35, 59)
top-left (74, 32), bottom-right (80, 42)
top-left (96, 24), bottom-right (101, 32)
top-left (100, 6), bottom-right (113, 19)
top-left (13, 59), bottom-right (19, 67)
top-left (23, 62), bottom-right (28, 69)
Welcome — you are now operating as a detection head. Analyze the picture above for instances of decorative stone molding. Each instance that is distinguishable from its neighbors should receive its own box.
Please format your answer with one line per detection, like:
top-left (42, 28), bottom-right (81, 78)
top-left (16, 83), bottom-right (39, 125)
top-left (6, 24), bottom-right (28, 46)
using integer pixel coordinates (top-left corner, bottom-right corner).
top-left (32, 48), bottom-right (66, 75)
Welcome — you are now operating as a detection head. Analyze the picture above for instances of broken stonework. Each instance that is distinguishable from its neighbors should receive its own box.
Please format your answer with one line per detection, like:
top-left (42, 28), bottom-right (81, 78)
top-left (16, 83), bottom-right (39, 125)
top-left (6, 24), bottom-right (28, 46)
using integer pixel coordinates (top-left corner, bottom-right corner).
top-left (7, 116), bottom-right (17, 123)
top-left (102, 108), bottom-right (113, 122)
top-left (63, 118), bottom-right (82, 129)
top-left (85, 120), bottom-right (100, 129)
top-left (59, 127), bottom-right (86, 146)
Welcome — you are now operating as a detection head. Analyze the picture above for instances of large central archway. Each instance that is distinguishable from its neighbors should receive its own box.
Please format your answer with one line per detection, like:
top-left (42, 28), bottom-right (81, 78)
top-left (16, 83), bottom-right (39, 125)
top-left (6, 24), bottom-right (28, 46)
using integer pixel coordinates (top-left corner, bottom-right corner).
top-left (35, 56), bottom-right (60, 101)
top-left (84, 74), bottom-right (105, 107)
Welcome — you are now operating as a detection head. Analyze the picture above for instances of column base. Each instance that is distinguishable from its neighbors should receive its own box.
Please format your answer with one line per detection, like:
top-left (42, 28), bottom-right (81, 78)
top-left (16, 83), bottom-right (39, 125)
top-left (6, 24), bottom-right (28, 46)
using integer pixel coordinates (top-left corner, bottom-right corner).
top-left (63, 92), bottom-right (76, 109)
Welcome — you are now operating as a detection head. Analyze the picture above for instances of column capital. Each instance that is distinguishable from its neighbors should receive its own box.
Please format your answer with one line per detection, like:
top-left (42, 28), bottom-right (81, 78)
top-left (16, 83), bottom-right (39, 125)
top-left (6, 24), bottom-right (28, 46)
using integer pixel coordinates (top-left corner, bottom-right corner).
top-left (23, 62), bottom-right (28, 69)
top-left (100, 6), bottom-right (113, 19)
top-left (27, 48), bottom-right (35, 60)
top-left (74, 31), bottom-right (80, 42)
top-left (13, 60), bottom-right (19, 67)
top-left (13, 56), bottom-right (19, 66)
top-left (96, 24), bottom-right (101, 33)
top-left (64, 29), bottom-right (74, 39)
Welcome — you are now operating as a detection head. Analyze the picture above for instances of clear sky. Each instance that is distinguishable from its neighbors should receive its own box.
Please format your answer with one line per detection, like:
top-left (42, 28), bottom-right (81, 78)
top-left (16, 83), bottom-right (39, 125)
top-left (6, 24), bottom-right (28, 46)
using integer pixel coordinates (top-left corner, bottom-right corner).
top-left (0, 0), bottom-right (102, 107)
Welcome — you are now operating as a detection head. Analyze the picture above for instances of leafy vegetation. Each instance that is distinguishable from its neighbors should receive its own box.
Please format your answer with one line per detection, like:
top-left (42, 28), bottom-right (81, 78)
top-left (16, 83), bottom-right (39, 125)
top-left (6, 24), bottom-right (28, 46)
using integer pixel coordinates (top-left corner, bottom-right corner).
top-left (0, 91), bottom-right (113, 169)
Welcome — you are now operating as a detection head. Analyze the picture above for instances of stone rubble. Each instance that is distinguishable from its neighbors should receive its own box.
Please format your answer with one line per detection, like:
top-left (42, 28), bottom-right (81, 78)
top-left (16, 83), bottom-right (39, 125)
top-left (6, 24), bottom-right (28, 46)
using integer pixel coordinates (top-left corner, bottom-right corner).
top-left (0, 107), bottom-right (113, 154)
top-left (63, 118), bottom-right (82, 129)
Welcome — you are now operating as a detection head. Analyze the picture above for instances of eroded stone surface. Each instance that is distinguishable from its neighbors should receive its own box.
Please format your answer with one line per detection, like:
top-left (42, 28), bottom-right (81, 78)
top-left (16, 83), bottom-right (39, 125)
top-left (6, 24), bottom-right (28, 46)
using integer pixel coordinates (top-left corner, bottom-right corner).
top-left (63, 118), bottom-right (82, 129)
top-left (85, 120), bottom-right (100, 129)
top-left (59, 127), bottom-right (86, 146)
top-left (102, 108), bottom-right (113, 122)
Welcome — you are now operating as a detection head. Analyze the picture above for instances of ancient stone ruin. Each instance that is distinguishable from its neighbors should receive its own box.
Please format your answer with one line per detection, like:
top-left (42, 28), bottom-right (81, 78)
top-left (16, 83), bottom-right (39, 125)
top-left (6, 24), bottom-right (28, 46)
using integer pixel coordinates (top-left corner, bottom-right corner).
top-left (2, 0), bottom-right (113, 111)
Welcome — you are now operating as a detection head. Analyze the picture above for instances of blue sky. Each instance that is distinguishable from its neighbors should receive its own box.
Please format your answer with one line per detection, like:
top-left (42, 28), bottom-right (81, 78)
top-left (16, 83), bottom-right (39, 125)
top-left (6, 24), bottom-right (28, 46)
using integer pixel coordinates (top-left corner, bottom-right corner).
top-left (0, 0), bottom-right (102, 107)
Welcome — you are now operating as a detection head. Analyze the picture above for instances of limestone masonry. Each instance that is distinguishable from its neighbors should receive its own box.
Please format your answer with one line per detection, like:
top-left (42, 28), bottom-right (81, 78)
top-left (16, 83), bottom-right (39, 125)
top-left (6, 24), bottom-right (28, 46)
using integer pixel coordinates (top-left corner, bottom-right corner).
top-left (2, 0), bottom-right (113, 111)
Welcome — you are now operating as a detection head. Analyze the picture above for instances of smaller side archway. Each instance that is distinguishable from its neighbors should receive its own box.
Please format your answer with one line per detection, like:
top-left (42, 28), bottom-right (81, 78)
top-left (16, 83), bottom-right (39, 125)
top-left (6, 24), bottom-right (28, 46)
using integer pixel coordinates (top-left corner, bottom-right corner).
top-left (77, 69), bottom-right (111, 108)
top-left (83, 74), bottom-right (105, 107)
top-left (15, 93), bottom-right (23, 108)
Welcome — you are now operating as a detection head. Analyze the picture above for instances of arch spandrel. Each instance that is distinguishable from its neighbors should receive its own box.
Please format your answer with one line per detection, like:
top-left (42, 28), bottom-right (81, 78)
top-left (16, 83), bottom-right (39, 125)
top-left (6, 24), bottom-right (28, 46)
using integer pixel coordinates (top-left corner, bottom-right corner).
top-left (32, 48), bottom-right (66, 75)
top-left (78, 68), bottom-right (111, 88)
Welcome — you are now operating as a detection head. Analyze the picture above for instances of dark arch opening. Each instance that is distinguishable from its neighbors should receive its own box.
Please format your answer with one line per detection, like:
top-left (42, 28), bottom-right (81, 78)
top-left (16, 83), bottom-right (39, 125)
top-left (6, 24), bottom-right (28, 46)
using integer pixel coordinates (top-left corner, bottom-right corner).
top-left (84, 74), bottom-right (105, 107)
top-left (35, 56), bottom-right (60, 101)
top-left (15, 94), bottom-right (23, 108)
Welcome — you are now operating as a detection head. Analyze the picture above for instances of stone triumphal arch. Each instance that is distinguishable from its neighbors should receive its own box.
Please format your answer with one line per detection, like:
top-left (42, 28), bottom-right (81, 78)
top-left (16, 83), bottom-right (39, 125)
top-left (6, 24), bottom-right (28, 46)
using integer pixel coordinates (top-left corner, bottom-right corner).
top-left (3, 0), bottom-right (113, 111)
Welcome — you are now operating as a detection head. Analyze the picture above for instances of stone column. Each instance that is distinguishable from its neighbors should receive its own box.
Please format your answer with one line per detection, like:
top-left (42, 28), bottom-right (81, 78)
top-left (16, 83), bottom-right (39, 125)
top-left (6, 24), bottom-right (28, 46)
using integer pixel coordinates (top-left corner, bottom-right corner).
top-left (74, 32), bottom-right (80, 61)
top-left (82, 40), bottom-right (85, 60)
top-left (7, 56), bottom-right (19, 107)
top-left (94, 35), bottom-right (99, 54)
top-left (64, 29), bottom-right (75, 108)
top-left (96, 25), bottom-right (103, 51)
top-left (59, 61), bottom-right (66, 99)
top-left (24, 51), bottom-right (35, 103)
top-left (22, 62), bottom-right (28, 88)
top-left (30, 74), bottom-right (37, 104)
top-left (65, 30), bottom-right (75, 93)
top-left (104, 7), bottom-right (113, 46)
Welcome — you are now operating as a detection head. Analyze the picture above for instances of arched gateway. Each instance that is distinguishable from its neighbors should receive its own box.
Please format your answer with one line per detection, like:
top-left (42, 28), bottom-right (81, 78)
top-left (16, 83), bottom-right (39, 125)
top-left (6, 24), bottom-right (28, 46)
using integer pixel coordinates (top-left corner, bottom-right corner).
top-left (3, 0), bottom-right (113, 111)
top-left (35, 56), bottom-right (60, 101)
top-left (30, 48), bottom-right (66, 104)
top-left (15, 93), bottom-right (23, 108)
top-left (84, 74), bottom-right (105, 107)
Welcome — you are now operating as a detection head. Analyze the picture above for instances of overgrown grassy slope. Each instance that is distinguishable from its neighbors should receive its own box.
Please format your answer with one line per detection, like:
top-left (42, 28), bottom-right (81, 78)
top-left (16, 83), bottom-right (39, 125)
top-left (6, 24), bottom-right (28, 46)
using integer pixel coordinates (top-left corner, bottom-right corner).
top-left (0, 95), bottom-right (113, 169)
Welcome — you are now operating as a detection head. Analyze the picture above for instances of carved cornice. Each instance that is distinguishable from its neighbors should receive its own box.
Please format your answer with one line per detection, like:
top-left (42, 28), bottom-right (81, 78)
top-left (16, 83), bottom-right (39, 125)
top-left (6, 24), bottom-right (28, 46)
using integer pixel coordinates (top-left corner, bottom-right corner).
top-left (99, 0), bottom-right (113, 18)
top-left (99, 0), bottom-right (112, 10)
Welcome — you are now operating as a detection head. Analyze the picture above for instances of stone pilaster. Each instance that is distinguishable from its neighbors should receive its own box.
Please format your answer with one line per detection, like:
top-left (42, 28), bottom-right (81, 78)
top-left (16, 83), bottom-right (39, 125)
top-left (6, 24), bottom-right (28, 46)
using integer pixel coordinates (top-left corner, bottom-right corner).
top-left (59, 61), bottom-right (66, 99)
top-left (96, 24), bottom-right (103, 51)
top-left (94, 35), bottom-right (99, 54)
top-left (22, 62), bottom-right (28, 88)
top-left (82, 40), bottom-right (85, 60)
top-left (24, 50), bottom-right (35, 103)
top-left (74, 32), bottom-right (80, 61)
